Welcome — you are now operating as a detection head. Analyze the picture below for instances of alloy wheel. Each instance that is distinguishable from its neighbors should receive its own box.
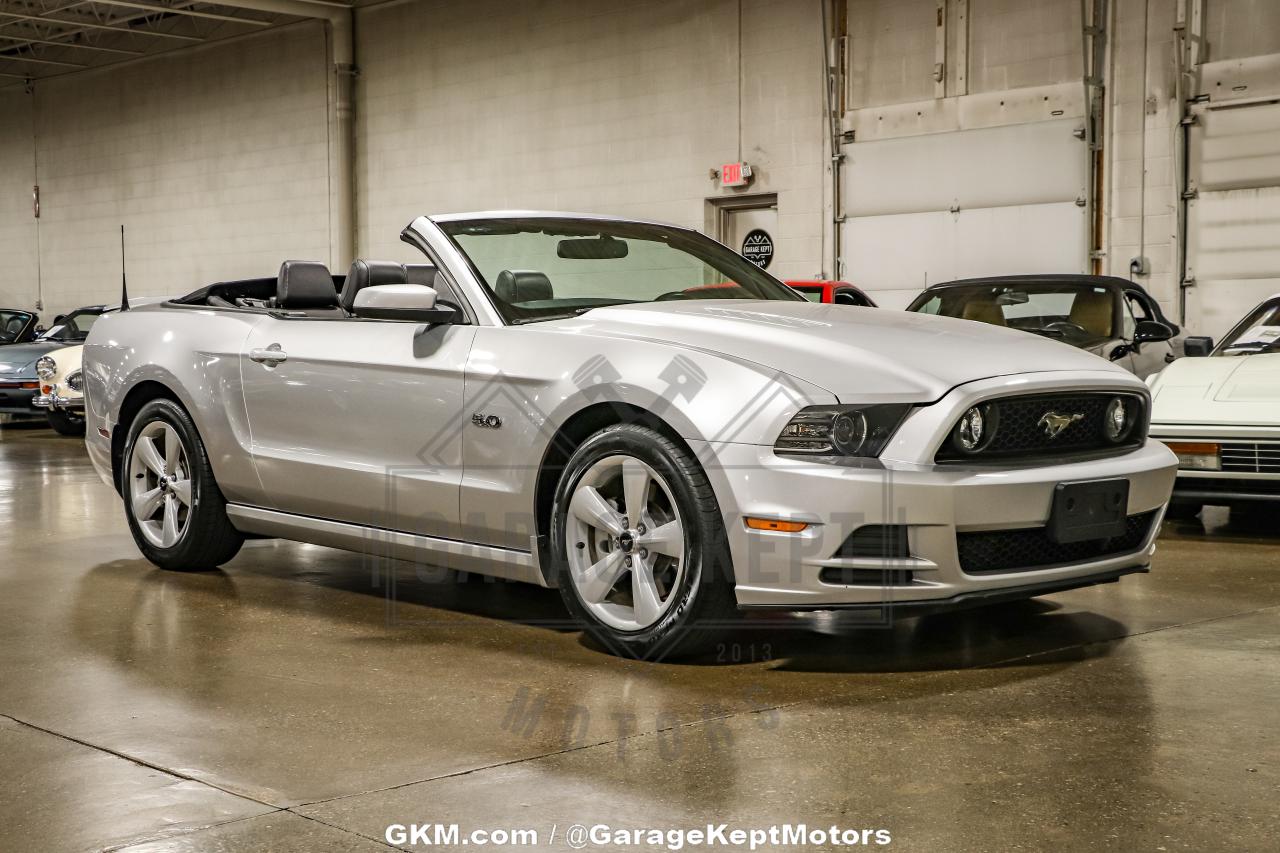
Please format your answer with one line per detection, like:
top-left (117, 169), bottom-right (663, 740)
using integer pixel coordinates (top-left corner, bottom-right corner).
top-left (565, 454), bottom-right (687, 631)
top-left (128, 421), bottom-right (193, 549)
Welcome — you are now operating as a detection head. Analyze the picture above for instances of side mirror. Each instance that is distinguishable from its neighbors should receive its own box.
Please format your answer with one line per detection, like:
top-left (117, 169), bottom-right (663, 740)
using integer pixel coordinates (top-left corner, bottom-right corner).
top-left (1133, 319), bottom-right (1175, 344)
top-left (353, 284), bottom-right (455, 324)
top-left (1183, 336), bottom-right (1214, 357)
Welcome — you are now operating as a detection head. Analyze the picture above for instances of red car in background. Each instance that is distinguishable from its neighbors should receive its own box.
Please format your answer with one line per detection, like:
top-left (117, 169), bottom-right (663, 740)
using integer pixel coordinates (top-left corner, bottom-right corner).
top-left (786, 280), bottom-right (877, 307)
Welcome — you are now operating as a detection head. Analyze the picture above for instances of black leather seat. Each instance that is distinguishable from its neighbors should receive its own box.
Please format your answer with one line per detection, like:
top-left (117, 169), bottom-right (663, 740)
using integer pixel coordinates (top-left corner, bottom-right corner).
top-left (494, 270), bottom-right (553, 304)
top-left (341, 259), bottom-right (408, 313)
top-left (277, 261), bottom-right (341, 312)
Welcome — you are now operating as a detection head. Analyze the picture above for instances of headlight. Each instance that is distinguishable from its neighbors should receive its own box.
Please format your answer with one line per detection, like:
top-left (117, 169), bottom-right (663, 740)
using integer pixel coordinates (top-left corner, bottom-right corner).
top-left (775, 404), bottom-right (912, 459)
top-left (65, 370), bottom-right (84, 392)
top-left (1103, 396), bottom-right (1136, 442)
top-left (949, 403), bottom-right (999, 455)
top-left (35, 356), bottom-right (56, 380)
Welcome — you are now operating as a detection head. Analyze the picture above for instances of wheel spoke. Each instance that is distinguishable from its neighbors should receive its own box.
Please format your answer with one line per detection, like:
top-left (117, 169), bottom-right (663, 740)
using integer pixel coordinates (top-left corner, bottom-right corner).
top-left (132, 487), bottom-right (164, 521)
top-left (162, 424), bottom-right (181, 474)
top-left (631, 562), bottom-right (662, 626)
top-left (621, 458), bottom-right (650, 529)
top-left (638, 519), bottom-right (683, 559)
top-left (570, 486), bottom-right (624, 536)
top-left (135, 435), bottom-right (166, 477)
top-left (576, 550), bottom-right (626, 604)
top-left (171, 478), bottom-right (192, 507)
top-left (160, 495), bottom-right (180, 547)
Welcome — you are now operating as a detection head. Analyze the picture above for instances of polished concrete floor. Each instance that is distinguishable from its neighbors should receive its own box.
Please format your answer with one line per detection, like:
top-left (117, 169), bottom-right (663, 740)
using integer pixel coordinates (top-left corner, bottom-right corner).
top-left (1, 419), bottom-right (1277, 852)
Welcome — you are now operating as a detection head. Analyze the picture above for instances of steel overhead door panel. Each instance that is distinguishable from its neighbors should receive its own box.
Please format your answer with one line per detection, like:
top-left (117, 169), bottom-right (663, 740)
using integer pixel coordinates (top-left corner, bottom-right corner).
top-left (1186, 100), bottom-right (1280, 339)
top-left (840, 119), bottom-right (1087, 303)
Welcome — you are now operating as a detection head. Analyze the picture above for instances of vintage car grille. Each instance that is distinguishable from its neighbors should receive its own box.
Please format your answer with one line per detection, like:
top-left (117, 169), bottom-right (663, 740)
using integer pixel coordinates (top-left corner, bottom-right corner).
top-left (957, 510), bottom-right (1158, 575)
top-left (1219, 442), bottom-right (1280, 474)
top-left (936, 392), bottom-right (1147, 462)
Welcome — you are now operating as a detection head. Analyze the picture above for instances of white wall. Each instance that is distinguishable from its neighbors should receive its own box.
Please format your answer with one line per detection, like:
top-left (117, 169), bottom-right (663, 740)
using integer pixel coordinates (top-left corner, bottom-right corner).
top-left (1, 22), bottom-right (331, 318)
top-left (0, 88), bottom-right (37, 312)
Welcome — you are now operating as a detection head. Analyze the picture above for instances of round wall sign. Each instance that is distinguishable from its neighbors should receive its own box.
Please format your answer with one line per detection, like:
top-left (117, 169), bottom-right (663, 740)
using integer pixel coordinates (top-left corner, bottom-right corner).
top-left (741, 229), bottom-right (774, 269)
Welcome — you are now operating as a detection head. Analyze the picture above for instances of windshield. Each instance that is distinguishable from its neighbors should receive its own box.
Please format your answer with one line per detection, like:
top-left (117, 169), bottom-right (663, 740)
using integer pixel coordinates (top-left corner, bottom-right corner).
top-left (438, 217), bottom-right (803, 324)
top-left (1218, 298), bottom-right (1280, 355)
top-left (792, 287), bottom-right (825, 303)
top-left (0, 310), bottom-right (34, 343)
top-left (910, 282), bottom-right (1115, 345)
top-left (39, 309), bottom-right (102, 342)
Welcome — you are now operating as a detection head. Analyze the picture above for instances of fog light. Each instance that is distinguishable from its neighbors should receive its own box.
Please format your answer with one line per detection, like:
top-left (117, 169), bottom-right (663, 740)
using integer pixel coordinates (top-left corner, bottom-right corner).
top-left (956, 406), bottom-right (985, 451)
top-left (1163, 441), bottom-right (1220, 471)
top-left (1104, 397), bottom-right (1132, 442)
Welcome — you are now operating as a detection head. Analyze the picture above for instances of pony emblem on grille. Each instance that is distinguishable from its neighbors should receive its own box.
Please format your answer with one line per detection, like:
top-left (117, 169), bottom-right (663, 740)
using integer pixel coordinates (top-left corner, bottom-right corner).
top-left (1038, 411), bottom-right (1084, 439)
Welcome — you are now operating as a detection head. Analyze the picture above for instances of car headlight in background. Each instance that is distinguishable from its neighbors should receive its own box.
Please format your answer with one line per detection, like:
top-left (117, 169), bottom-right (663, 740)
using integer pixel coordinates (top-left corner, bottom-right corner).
top-left (35, 356), bottom-right (57, 380)
top-left (65, 370), bottom-right (84, 393)
top-left (775, 404), bottom-right (912, 459)
top-left (1162, 441), bottom-right (1221, 471)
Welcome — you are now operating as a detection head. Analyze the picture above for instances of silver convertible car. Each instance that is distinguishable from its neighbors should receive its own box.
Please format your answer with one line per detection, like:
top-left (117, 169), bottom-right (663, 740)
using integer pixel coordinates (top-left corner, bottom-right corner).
top-left (83, 212), bottom-right (1177, 658)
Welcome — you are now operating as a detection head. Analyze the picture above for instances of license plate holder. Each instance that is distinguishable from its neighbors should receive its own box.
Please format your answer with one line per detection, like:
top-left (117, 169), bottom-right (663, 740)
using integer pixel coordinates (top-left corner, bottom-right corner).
top-left (1048, 479), bottom-right (1130, 544)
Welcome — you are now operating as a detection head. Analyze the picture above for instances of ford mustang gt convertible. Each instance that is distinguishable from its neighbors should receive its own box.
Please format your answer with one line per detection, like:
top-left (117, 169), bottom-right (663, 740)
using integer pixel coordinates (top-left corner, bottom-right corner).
top-left (83, 212), bottom-right (1177, 658)
top-left (1149, 294), bottom-right (1280, 516)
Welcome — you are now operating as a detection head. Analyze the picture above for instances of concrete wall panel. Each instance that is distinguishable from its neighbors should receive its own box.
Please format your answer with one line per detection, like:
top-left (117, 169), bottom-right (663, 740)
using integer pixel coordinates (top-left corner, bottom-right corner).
top-left (0, 89), bottom-right (37, 312)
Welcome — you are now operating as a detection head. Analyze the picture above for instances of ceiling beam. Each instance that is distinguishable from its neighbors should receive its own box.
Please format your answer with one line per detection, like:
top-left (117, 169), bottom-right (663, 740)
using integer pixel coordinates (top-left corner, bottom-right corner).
top-left (85, 1), bottom-right (274, 27)
top-left (0, 52), bottom-right (87, 67)
top-left (0, 10), bottom-right (205, 41)
top-left (0, 33), bottom-right (144, 54)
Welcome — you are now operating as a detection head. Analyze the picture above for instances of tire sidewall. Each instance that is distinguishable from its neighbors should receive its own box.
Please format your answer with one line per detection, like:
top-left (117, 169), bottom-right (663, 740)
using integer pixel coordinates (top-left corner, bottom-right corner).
top-left (122, 399), bottom-right (206, 562)
top-left (551, 425), bottom-right (726, 654)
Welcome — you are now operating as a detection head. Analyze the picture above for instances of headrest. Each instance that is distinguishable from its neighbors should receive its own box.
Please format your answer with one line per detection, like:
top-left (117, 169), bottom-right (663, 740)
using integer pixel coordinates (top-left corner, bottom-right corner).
top-left (495, 270), bottom-right (553, 304)
top-left (961, 301), bottom-right (1007, 326)
top-left (1069, 291), bottom-right (1113, 337)
top-left (342, 259), bottom-right (407, 312)
top-left (277, 261), bottom-right (338, 309)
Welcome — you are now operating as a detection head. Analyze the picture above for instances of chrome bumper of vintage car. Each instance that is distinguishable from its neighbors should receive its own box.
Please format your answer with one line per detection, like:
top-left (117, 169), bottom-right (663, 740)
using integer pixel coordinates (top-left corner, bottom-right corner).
top-left (33, 391), bottom-right (85, 413)
top-left (698, 372), bottom-right (1178, 610)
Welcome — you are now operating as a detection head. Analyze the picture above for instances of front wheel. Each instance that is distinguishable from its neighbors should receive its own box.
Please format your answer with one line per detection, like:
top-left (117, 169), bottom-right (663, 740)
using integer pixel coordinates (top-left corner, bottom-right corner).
top-left (46, 409), bottom-right (85, 436)
top-left (122, 399), bottom-right (244, 571)
top-left (551, 424), bottom-right (739, 659)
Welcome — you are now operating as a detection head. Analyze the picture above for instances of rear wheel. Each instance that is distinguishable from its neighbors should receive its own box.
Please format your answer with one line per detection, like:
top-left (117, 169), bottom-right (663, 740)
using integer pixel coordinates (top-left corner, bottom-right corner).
top-left (46, 409), bottom-right (85, 436)
top-left (551, 424), bottom-right (738, 659)
top-left (122, 399), bottom-right (243, 571)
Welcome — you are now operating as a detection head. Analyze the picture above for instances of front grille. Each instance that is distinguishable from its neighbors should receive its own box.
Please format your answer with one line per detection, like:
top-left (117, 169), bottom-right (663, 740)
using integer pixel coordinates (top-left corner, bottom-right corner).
top-left (1220, 442), bottom-right (1280, 474)
top-left (957, 510), bottom-right (1158, 575)
top-left (936, 392), bottom-right (1147, 462)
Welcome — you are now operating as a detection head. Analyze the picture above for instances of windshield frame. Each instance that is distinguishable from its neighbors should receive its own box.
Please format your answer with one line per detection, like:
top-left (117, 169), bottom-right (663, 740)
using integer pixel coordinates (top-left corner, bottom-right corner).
top-left (1215, 295), bottom-right (1280, 356)
top-left (434, 215), bottom-right (804, 326)
top-left (37, 307), bottom-right (105, 343)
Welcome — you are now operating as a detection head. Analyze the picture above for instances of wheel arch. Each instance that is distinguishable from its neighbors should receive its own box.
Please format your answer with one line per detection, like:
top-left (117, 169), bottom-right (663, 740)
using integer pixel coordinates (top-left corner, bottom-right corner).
top-left (110, 380), bottom-right (186, 495)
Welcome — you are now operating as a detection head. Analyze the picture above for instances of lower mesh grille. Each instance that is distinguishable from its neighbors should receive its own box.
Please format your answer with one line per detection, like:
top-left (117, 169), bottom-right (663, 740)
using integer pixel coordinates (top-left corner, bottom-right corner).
top-left (957, 510), bottom-right (1158, 575)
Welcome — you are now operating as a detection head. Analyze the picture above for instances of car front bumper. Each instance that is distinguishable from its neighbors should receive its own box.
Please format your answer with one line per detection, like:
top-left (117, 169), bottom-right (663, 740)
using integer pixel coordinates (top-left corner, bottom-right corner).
top-left (33, 390), bottom-right (85, 414)
top-left (695, 371), bottom-right (1178, 611)
top-left (1150, 426), bottom-right (1280, 504)
top-left (0, 380), bottom-right (41, 414)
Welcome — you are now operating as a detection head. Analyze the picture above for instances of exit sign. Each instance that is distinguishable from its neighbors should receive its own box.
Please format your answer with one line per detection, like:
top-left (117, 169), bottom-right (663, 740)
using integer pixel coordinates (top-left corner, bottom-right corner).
top-left (719, 161), bottom-right (752, 188)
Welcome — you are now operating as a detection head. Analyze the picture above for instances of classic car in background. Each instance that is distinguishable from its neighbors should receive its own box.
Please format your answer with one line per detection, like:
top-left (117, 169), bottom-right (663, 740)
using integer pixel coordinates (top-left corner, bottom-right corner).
top-left (786, 280), bottom-right (877, 307)
top-left (906, 275), bottom-right (1181, 379)
top-left (0, 309), bottom-right (40, 345)
top-left (85, 212), bottom-right (1175, 659)
top-left (0, 305), bottom-right (107, 424)
top-left (1149, 294), bottom-right (1280, 516)
top-left (33, 345), bottom-right (86, 436)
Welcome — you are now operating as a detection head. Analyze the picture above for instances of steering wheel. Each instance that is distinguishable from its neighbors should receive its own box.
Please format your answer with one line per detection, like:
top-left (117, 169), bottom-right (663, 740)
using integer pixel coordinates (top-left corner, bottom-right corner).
top-left (1043, 320), bottom-right (1089, 336)
top-left (654, 290), bottom-right (692, 302)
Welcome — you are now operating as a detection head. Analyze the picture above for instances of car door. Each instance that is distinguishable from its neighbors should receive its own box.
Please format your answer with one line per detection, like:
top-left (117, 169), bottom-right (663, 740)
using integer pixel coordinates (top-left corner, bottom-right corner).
top-left (241, 315), bottom-right (476, 538)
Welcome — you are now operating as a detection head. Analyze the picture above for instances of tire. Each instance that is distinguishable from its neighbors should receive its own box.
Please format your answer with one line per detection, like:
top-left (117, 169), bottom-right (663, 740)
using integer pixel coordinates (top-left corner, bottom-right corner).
top-left (550, 423), bottom-right (739, 659)
top-left (46, 409), bottom-right (85, 437)
top-left (121, 398), bottom-right (243, 571)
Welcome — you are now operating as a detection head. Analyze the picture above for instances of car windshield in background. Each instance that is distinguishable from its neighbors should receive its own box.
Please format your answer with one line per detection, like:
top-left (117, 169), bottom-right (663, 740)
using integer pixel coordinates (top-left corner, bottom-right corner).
top-left (792, 287), bottom-right (825, 303)
top-left (1218, 298), bottom-right (1280, 355)
top-left (39, 310), bottom-right (100, 342)
top-left (439, 217), bottom-right (803, 324)
top-left (911, 282), bottom-right (1115, 345)
top-left (0, 310), bottom-right (33, 343)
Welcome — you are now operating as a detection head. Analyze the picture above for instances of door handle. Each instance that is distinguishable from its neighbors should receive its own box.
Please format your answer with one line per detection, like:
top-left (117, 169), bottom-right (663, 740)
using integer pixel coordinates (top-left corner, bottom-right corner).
top-left (249, 346), bottom-right (288, 365)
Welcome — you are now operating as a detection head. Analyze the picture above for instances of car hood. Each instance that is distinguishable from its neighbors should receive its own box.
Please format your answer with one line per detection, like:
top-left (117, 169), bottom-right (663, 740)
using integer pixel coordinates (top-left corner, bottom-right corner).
top-left (563, 300), bottom-right (1126, 400)
top-left (1150, 353), bottom-right (1280, 426)
top-left (0, 341), bottom-right (60, 377)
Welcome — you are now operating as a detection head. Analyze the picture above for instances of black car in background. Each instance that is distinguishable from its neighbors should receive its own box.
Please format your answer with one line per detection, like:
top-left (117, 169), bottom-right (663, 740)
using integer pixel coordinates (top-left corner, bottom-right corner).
top-left (906, 275), bottom-right (1182, 379)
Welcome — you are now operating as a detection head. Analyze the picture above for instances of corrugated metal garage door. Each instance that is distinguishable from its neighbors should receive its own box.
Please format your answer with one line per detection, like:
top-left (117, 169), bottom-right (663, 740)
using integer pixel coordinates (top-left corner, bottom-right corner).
top-left (840, 118), bottom-right (1088, 308)
top-left (1185, 99), bottom-right (1280, 339)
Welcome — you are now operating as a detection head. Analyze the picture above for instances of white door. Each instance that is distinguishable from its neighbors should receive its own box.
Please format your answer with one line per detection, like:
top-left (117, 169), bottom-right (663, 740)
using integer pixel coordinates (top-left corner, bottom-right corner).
top-left (724, 206), bottom-right (780, 272)
top-left (1184, 100), bottom-right (1280, 340)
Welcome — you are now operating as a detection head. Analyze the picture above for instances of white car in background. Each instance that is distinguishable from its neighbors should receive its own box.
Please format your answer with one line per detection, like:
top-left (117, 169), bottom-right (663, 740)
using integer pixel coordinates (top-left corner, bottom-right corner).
top-left (1149, 294), bottom-right (1280, 515)
top-left (34, 344), bottom-right (86, 436)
